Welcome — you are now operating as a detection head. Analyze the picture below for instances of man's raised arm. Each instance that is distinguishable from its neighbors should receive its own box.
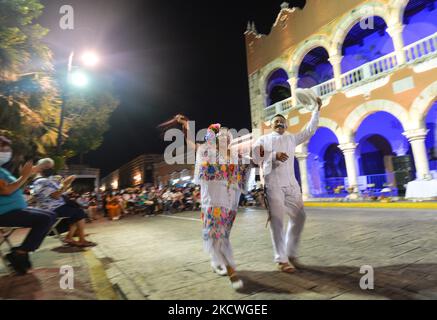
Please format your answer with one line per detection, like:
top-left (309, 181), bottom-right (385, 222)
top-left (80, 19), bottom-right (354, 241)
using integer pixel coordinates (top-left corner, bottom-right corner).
top-left (294, 98), bottom-right (322, 146)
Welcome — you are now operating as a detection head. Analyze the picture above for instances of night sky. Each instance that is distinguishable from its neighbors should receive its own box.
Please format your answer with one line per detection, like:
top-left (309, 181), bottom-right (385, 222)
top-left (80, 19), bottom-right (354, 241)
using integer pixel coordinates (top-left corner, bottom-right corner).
top-left (39, 0), bottom-right (306, 176)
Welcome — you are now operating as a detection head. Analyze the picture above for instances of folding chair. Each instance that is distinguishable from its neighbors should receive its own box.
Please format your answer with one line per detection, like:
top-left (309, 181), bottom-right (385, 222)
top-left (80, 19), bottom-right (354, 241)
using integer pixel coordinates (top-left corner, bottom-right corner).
top-left (0, 227), bottom-right (21, 267)
top-left (48, 217), bottom-right (69, 245)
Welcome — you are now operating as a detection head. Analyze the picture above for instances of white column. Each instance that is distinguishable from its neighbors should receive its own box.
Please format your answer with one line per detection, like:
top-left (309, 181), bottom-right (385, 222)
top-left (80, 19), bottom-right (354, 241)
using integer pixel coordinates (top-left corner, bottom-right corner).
top-left (295, 152), bottom-right (311, 200)
top-left (387, 23), bottom-right (406, 65)
top-left (328, 54), bottom-right (343, 90)
top-left (338, 142), bottom-right (360, 193)
top-left (403, 128), bottom-right (432, 180)
top-left (287, 76), bottom-right (298, 108)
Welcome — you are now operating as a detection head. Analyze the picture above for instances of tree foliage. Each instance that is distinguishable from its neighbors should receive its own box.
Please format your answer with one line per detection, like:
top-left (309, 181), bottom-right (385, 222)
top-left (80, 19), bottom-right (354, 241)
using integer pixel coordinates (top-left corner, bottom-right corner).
top-left (63, 82), bottom-right (119, 162)
top-left (0, 0), bottom-right (60, 168)
top-left (0, 0), bottom-right (119, 169)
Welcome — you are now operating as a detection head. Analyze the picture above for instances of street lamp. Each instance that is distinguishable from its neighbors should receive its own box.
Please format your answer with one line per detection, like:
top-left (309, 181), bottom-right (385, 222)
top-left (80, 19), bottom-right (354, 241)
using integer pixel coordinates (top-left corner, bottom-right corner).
top-left (81, 51), bottom-right (100, 67)
top-left (56, 50), bottom-right (99, 155)
top-left (69, 70), bottom-right (89, 87)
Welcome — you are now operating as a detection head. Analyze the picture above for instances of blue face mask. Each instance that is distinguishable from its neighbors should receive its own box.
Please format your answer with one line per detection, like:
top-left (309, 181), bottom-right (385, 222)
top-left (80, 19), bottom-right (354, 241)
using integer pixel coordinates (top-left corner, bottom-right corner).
top-left (0, 152), bottom-right (12, 166)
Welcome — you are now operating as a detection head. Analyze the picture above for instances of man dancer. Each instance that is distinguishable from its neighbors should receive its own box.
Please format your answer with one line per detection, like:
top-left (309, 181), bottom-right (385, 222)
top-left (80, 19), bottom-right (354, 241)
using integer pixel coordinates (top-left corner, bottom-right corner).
top-left (253, 98), bottom-right (321, 273)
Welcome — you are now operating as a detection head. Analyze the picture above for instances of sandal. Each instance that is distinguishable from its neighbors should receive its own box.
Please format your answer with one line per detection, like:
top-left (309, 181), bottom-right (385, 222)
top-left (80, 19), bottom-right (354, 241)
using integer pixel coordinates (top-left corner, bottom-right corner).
top-left (77, 240), bottom-right (97, 247)
top-left (277, 262), bottom-right (296, 274)
top-left (62, 238), bottom-right (78, 246)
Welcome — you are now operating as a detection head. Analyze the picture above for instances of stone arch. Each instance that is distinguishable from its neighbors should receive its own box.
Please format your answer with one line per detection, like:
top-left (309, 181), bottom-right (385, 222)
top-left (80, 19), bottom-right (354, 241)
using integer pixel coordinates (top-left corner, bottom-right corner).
top-left (410, 80), bottom-right (437, 128)
top-left (330, 2), bottom-right (392, 54)
top-left (288, 35), bottom-right (332, 75)
top-left (319, 117), bottom-right (344, 143)
top-left (343, 100), bottom-right (410, 135)
top-left (258, 59), bottom-right (291, 96)
top-left (297, 118), bottom-right (343, 150)
top-left (389, 0), bottom-right (411, 25)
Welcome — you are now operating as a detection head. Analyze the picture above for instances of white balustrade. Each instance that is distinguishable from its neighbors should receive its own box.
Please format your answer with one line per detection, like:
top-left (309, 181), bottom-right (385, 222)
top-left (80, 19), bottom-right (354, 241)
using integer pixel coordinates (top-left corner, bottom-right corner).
top-left (264, 32), bottom-right (437, 121)
top-left (312, 78), bottom-right (336, 97)
top-left (341, 51), bottom-right (398, 88)
top-left (264, 97), bottom-right (293, 120)
top-left (405, 31), bottom-right (437, 63)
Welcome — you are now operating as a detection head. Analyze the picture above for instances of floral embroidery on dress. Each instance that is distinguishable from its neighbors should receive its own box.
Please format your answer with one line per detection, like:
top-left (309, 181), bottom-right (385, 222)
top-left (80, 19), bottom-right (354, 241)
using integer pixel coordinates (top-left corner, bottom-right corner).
top-left (201, 206), bottom-right (237, 240)
top-left (198, 162), bottom-right (248, 191)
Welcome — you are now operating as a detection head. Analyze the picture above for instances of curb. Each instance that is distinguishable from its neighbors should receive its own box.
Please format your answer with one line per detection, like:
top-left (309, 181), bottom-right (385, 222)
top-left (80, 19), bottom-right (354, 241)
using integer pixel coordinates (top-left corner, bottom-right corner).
top-left (90, 245), bottom-right (148, 300)
top-left (83, 250), bottom-right (119, 300)
top-left (304, 202), bottom-right (437, 209)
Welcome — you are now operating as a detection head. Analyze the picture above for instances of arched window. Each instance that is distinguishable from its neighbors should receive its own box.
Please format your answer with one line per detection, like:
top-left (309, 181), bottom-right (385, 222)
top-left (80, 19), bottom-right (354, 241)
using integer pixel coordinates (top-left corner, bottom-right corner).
top-left (265, 68), bottom-right (290, 106)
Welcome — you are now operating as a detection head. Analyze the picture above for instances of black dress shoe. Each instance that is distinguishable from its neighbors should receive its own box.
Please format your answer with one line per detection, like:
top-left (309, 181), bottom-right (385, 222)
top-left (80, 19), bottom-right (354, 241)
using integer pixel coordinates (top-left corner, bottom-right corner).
top-left (6, 252), bottom-right (29, 275)
top-left (12, 248), bottom-right (32, 270)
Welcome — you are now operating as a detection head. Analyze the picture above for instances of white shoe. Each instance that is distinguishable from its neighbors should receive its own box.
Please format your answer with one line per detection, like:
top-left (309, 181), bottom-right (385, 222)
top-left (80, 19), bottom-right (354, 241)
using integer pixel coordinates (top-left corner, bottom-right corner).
top-left (230, 278), bottom-right (244, 290)
top-left (211, 264), bottom-right (228, 276)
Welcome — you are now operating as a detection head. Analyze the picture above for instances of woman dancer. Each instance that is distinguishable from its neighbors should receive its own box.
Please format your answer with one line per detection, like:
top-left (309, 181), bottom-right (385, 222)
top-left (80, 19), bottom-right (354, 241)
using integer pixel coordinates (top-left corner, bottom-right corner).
top-left (168, 115), bottom-right (250, 289)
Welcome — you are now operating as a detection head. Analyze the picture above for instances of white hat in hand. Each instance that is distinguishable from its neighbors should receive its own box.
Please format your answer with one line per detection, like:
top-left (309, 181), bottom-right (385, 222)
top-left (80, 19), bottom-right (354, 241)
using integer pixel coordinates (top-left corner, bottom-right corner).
top-left (295, 88), bottom-right (318, 111)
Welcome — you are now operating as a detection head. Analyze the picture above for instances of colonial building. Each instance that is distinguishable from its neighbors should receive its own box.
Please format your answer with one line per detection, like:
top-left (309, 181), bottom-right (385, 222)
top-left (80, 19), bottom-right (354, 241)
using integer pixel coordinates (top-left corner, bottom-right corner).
top-left (101, 154), bottom-right (162, 190)
top-left (244, 0), bottom-right (437, 198)
top-left (101, 153), bottom-right (195, 191)
top-left (153, 161), bottom-right (195, 188)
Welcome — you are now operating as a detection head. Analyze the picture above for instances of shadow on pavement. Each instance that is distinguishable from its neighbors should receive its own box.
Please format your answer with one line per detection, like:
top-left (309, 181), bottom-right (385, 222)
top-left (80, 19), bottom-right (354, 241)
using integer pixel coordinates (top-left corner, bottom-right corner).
top-left (51, 246), bottom-right (86, 253)
top-left (237, 263), bottom-right (437, 299)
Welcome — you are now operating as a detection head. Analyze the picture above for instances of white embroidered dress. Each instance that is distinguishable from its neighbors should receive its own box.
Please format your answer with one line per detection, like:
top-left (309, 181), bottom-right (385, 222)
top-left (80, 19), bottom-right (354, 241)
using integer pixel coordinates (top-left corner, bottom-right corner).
top-left (194, 142), bottom-right (250, 269)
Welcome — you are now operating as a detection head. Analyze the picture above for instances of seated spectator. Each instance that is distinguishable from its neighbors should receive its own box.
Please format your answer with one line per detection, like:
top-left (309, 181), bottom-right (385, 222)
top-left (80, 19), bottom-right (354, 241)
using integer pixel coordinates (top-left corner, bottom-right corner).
top-left (76, 193), bottom-right (91, 222)
top-left (192, 187), bottom-right (201, 210)
top-left (121, 192), bottom-right (131, 215)
top-left (172, 188), bottom-right (184, 211)
top-left (0, 136), bottom-right (55, 275)
top-left (32, 158), bottom-right (97, 247)
top-left (147, 187), bottom-right (159, 214)
top-left (161, 188), bottom-right (173, 213)
top-left (87, 196), bottom-right (99, 221)
top-left (105, 193), bottom-right (122, 220)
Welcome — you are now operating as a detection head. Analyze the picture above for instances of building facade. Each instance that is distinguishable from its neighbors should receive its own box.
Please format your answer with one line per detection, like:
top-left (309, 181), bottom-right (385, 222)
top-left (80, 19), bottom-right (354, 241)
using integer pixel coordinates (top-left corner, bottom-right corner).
top-left (245, 0), bottom-right (437, 198)
top-left (101, 154), bottom-right (162, 191)
top-left (101, 153), bottom-right (195, 191)
top-left (154, 161), bottom-right (195, 188)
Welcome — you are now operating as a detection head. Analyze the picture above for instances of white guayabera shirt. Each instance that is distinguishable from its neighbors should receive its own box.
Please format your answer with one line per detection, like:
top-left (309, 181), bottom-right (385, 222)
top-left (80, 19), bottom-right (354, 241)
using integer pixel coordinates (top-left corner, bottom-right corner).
top-left (253, 111), bottom-right (320, 189)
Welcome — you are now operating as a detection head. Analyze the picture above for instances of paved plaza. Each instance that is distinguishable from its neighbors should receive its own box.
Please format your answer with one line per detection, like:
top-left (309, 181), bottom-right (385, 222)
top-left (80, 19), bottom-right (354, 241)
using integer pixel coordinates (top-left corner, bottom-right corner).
top-left (1, 206), bottom-right (436, 300)
top-left (85, 207), bottom-right (437, 300)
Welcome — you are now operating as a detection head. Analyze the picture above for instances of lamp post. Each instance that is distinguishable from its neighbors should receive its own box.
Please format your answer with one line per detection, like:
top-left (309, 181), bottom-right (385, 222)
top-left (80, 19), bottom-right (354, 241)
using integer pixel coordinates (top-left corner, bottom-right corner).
top-left (56, 51), bottom-right (74, 155)
top-left (56, 50), bottom-right (99, 155)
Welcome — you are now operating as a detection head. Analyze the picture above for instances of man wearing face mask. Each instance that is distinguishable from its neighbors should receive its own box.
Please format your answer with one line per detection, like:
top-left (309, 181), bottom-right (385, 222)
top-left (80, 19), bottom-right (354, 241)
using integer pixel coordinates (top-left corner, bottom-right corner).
top-left (32, 158), bottom-right (96, 247)
top-left (252, 98), bottom-right (321, 273)
top-left (0, 136), bottom-right (56, 275)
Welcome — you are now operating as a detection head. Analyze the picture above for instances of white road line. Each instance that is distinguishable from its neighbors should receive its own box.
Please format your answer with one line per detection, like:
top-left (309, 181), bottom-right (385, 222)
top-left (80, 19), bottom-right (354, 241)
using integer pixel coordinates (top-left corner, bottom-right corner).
top-left (158, 215), bottom-right (201, 222)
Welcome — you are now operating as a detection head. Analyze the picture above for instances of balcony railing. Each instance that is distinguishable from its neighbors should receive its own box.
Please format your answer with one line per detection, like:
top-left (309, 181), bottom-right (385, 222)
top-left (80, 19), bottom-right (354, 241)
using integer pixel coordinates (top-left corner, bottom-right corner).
top-left (264, 31), bottom-right (437, 121)
top-left (312, 78), bottom-right (336, 97)
top-left (341, 51), bottom-right (398, 88)
top-left (265, 96), bottom-right (293, 120)
top-left (405, 32), bottom-right (437, 63)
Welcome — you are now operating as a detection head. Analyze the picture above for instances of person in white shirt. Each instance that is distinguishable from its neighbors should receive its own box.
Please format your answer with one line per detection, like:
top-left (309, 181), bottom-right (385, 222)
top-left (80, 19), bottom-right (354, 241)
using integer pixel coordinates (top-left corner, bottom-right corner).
top-left (253, 98), bottom-right (322, 273)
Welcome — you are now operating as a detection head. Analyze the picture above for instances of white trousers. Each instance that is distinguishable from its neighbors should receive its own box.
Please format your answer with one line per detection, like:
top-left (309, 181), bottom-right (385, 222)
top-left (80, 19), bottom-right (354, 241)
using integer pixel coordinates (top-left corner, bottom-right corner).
top-left (266, 185), bottom-right (306, 263)
top-left (206, 238), bottom-right (236, 269)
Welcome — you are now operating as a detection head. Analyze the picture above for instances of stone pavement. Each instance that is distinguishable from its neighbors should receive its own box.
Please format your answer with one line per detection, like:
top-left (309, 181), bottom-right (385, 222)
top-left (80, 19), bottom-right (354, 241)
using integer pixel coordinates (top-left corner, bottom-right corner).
top-left (84, 207), bottom-right (437, 300)
top-left (0, 229), bottom-right (118, 300)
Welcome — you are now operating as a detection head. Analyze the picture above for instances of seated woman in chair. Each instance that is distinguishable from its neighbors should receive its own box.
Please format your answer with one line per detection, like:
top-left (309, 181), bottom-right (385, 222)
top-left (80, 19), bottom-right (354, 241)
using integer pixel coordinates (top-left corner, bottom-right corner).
top-left (0, 136), bottom-right (55, 275)
top-left (32, 158), bottom-right (97, 247)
